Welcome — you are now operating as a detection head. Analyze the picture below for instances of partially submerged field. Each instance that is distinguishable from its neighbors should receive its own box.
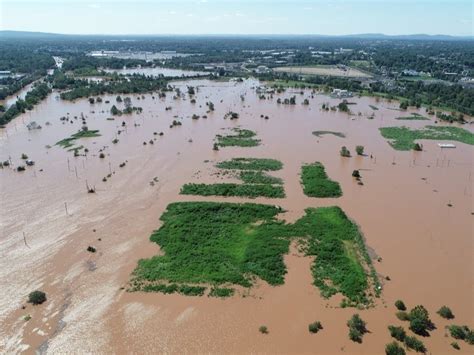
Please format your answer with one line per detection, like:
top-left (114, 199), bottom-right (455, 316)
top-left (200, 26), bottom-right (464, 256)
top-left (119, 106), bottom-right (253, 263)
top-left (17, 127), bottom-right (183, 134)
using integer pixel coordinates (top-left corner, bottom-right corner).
top-left (274, 65), bottom-right (372, 78)
top-left (1, 77), bottom-right (473, 354)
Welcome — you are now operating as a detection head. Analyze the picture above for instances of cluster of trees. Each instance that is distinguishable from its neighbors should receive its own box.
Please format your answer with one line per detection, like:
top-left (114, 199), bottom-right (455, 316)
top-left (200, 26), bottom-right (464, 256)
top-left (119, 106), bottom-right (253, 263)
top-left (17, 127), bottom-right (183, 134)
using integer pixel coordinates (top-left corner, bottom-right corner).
top-left (58, 74), bottom-right (170, 100)
top-left (61, 55), bottom-right (152, 72)
top-left (0, 82), bottom-right (51, 126)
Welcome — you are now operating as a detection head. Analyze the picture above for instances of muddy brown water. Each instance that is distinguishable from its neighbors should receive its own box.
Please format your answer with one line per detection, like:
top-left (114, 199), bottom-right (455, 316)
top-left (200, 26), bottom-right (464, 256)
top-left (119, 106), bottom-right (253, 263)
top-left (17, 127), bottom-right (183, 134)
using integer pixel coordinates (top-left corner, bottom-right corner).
top-left (0, 78), bottom-right (473, 354)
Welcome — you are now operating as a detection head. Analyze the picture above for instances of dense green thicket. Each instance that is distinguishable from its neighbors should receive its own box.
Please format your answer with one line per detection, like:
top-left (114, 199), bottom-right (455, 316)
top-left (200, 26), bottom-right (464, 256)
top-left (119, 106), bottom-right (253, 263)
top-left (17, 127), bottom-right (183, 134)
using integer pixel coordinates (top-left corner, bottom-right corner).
top-left (215, 128), bottom-right (260, 147)
top-left (239, 171), bottom-right (283, 185)
top-left (301, 162), bottom-right (342, 198)
top-left (380, 126), bottom-right (474, 150)
top-left (180, 183), bottom-right (285, 198)
top-left (62, 55), bottom-right (152, 72)
top-left (216, 158), bottom-right (283, 171)
top-left (132, 202), bottom-right (379, 305)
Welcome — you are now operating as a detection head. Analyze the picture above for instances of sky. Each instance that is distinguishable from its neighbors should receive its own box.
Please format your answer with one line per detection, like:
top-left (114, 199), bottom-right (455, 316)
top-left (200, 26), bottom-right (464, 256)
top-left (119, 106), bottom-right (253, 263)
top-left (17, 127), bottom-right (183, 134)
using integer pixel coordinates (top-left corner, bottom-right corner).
top-left (0, 0), bottom-right (472, 36)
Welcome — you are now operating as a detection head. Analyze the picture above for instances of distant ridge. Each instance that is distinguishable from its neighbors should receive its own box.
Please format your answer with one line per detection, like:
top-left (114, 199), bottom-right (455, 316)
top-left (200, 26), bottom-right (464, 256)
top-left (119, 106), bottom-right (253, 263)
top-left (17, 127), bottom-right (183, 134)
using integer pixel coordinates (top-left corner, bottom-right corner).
top-left (0, 30), bottom-right (472, 41)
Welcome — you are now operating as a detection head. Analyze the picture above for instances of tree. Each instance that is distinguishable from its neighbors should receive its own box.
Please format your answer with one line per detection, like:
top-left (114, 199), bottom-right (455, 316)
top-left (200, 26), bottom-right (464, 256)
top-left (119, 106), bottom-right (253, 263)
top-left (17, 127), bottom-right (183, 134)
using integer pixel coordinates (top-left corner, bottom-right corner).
top-left (395, 300), bottom-right (407, 311)
top-left (437, 306), bottom-right (454, 319)
top-left (347, 314), bottom-right (367, 343)
top-left (385, 341), bottom-right (406, 355)
top-left (308, 321), bottom-right (323, 333)
top-left (28, 290), bottom-right (47, 305)
top-left (388, 325), bottom-right (406, 341)
top-left (404, 336), bottom-right (426, 353)
top-left (259, 325), bottom-right (268, 334)
top-left (399, 101), bottom-right (408, 110)
top-left (409, 305), bottom-right (434, 336)
top-left (111, 105), bottom-right (121, 116)
top-left (340, 146), bottom-right (351, 157)
top-left (413, 143), bottom-right (423, 151)
top-left (355, 145), bottom-right (364, 155)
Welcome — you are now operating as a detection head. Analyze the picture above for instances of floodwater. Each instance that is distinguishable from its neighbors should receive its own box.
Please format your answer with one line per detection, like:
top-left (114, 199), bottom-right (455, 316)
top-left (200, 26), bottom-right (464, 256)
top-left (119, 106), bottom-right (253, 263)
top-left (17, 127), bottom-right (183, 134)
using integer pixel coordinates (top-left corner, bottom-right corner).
top-left (0, 78), bottom-right (473, 354)
top-left (0, 81), bottom-right (38, 109)
top-left (104, 67), bottom-right (208, 77)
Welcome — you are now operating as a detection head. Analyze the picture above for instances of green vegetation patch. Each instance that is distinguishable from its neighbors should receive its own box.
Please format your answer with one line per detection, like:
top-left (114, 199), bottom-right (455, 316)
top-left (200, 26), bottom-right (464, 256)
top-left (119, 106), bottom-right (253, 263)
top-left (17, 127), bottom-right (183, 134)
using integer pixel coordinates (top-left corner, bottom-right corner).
top-left (209, 287), bottom-right (235, 298)
top-left (313, 130), bottom-right (346, 138)
top-left (216, 158), bottom-right (283, 171)
top-left (301, 162), bottom-right (342, 198)
top-left (182, 158), bottom-right (284, 198)
top-left (142, 283), bottom-right (206, 296)
top-left (56, 129), bottom-right (101, 149)
top-left (131, 202), bottom-right (379, 305)
top-left (216, 128), bottom-right (260, 147)
top-left (180, 183), bottom-right (285, 198)
top-left (239, 171), bottom-right (283, 185)
top-left (379, 125), bottom-right (474, 151)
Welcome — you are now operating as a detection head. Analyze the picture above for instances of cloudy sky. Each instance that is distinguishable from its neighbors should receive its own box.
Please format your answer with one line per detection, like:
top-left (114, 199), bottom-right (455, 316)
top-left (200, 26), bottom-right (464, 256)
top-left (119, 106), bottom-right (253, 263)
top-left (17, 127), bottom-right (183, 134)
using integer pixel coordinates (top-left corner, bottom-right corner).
top-left (0, 0), bottom-right (472, 36)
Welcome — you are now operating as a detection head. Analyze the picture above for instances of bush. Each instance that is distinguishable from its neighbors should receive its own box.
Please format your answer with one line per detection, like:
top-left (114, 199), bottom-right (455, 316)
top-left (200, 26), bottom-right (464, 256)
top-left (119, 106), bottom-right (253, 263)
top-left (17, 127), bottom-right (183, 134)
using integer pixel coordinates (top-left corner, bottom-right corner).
top-left (99, 153), bottom-right (105, 159)
top-left (308, 321), bottom-right (323, 334)
top-left (28, 290), bottom-right (47, 305)
top-left (408, 305), bottom-right (434, 336)
top-left (349, 327), bottom-right (363, 343)
top-left (21, 153), bottom-right (28, 159)
top-left (388, 325), bottom-right (406, 341)
top-left (87, 246), bottom-right (96, 253)
top-left (385, 341), bottom-right (406, 355)
top-left (451, 342), bottom-right (460, 350)
top-left (395, 300), bottom-right (406, 311)
top-left (352, 170), bottom-right (361, 178)
top-left (448, 325), bottom-right (472, 342)
top-left (404, 335), bottom-right (426, 353)
top-left (437, 305), bottom-right (454, 319)
top-left (259, 325), bottom-right (268, 334)
top-left (340, 146), bottom-right (351, 157)
top-left (355, 145), bottom-right (364, 155)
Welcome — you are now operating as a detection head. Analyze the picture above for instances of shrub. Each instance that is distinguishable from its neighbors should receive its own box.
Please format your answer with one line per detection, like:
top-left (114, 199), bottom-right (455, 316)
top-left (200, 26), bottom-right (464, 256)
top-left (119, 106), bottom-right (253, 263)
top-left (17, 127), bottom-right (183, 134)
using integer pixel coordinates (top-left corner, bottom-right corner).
top-left (385, 341), bottom-right (406, 355)
top-left (349, 327), bottom-right (363, 343)
top-left (404, 335), bottom-right (426, 353)
top-left (99, 153), bottom-right (105, 159)
top-left (17, 166), bottom-right (26, 172)
top-left (308, 321), bottom-right (323, 334)
top-left (355, 145), bottom-right (364, 155)
top-left (87, 246), bottom-right (96, 253)
top-left (259, 325), bottom-right (268, 334)
top-left (340, 146), bottom-right (351, 157)
top-left (21, 153), bottom-right (28, 159)
top-left (388, 325), bottom-right (406, 342)
top-left (395, 300), bottom-right (406, 311)
top-left (408, 305), bottom-right (434, 336)
top-left (28, 290), bottom-right (47, 305)
top-left (451, 342), bottom-right (460, 350)
top-left (437, 305), bottom-right (454, 319)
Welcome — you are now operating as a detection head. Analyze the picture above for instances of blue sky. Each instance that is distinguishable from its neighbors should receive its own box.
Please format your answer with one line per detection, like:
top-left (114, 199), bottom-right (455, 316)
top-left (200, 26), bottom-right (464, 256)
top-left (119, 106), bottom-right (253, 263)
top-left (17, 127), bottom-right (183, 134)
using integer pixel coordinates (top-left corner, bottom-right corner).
top-left (0, 0), bottom-right (472, 36)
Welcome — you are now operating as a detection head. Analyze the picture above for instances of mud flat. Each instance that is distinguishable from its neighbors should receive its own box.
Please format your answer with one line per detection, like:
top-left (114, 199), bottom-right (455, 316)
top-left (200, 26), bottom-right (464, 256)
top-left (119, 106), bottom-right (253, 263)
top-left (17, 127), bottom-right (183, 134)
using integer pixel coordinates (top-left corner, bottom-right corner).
top-left (0, 78), bottom-right (473, 354)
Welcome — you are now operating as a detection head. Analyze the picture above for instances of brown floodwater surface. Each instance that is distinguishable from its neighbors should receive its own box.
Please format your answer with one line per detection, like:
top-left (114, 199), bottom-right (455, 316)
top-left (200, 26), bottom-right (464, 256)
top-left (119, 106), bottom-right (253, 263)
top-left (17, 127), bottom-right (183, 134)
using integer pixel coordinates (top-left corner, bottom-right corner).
top-left (0, 79), bottom-right (473, 354)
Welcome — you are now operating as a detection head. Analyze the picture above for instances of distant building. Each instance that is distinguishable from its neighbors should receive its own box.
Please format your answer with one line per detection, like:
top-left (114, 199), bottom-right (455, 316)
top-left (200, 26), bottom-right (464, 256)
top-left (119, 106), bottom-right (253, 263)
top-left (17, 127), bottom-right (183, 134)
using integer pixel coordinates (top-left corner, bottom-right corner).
top-left (331, 89), bottom-right (353, 98)
top-left (255, 65), bottom-right (271, 74)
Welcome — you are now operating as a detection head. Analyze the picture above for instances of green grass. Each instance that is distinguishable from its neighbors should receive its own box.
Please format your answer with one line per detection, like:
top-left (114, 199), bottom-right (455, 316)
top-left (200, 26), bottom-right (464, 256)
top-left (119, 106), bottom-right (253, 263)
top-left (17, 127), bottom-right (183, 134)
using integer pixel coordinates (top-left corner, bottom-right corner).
top-left (239, 171), bottom-right (283, 185)
top-left (313, 130), bottom-right (346, 138)
top-left (56, 129), bottom-right (101, 149)
top-left (216, 128), bottom-right (260, 147)
top-left (216, 158), bottom-right (283, 171)
top-left (131, 202), bottom-right (379, 305)
top-left (380, 125), bottom-right (474, 150)
top-left (180, 183), bottom-right (285, 198)
top-left (301, 162), bottom-right (342, 198)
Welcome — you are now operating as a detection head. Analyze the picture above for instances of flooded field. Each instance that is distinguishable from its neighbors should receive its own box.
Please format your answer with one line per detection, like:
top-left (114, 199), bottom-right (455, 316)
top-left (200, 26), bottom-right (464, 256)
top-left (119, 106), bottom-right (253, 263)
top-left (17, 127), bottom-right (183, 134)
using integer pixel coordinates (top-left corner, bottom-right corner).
top-left (274, 65), bottom-right (371, 78)
top-left (0, 78), bottom-right (473, 354)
